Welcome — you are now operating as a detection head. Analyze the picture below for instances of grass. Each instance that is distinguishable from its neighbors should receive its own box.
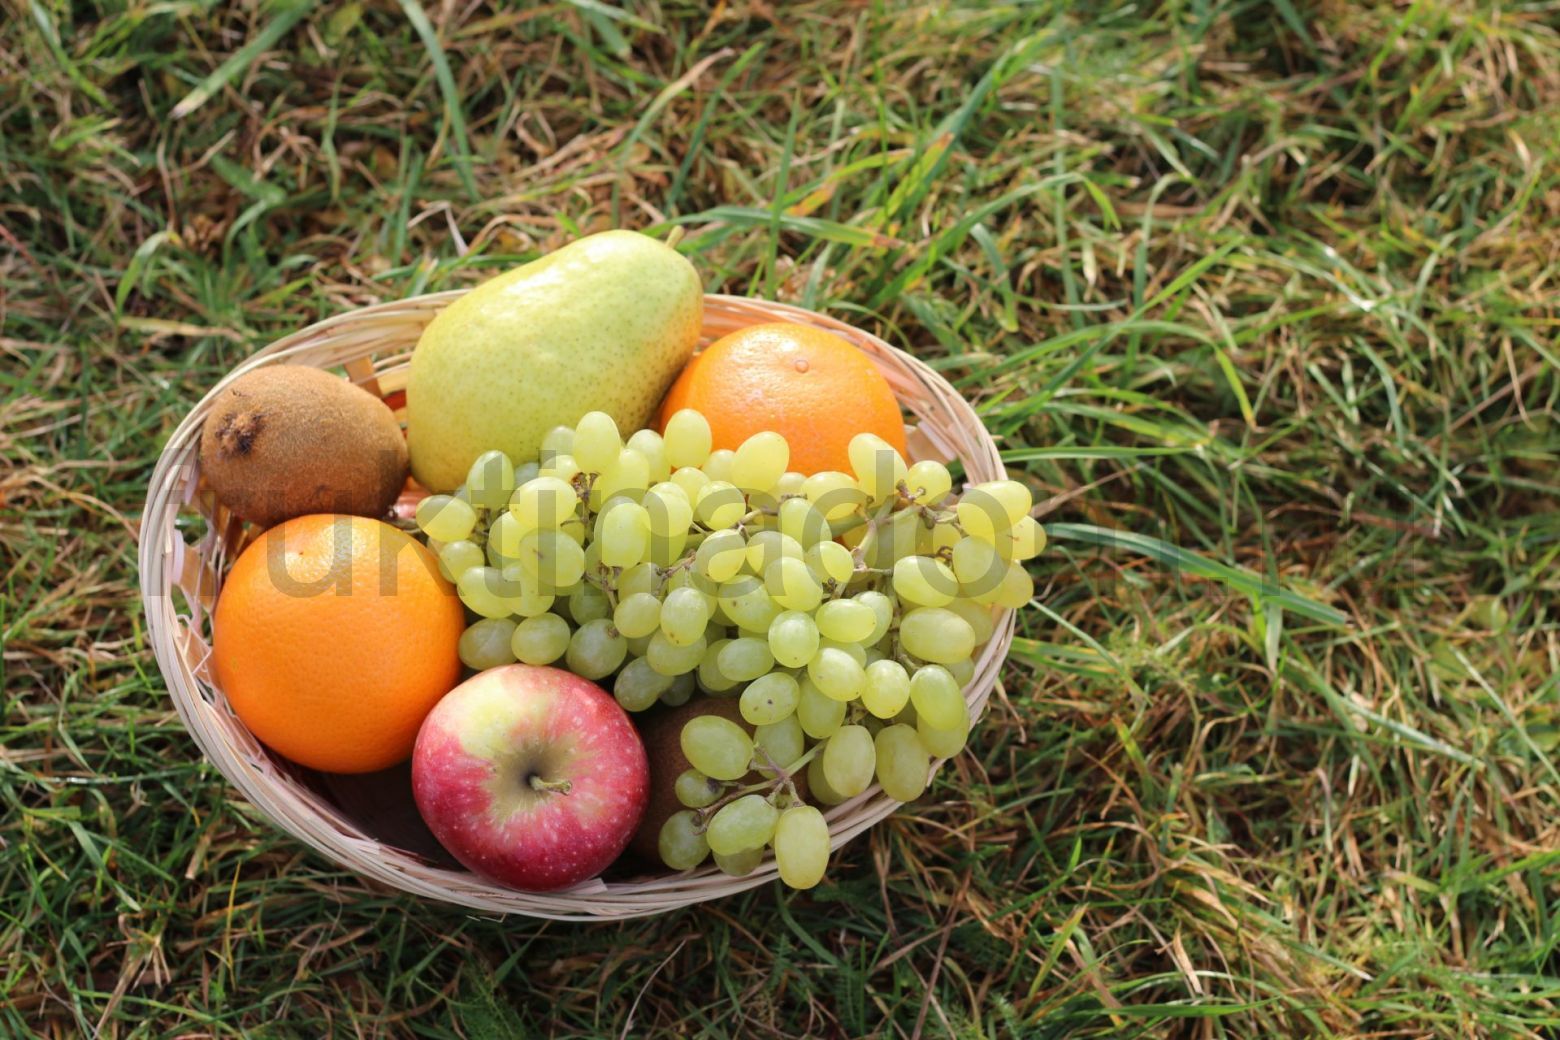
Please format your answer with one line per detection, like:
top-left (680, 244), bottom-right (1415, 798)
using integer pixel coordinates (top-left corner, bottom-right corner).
top-left (3, 0), bottom-right (1559, 1036)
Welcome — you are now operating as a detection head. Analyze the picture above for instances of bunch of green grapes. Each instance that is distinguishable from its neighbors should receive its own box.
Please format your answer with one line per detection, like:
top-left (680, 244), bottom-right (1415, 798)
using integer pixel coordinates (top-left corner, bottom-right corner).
top-left (413, 408), bottom-right (1043, 889)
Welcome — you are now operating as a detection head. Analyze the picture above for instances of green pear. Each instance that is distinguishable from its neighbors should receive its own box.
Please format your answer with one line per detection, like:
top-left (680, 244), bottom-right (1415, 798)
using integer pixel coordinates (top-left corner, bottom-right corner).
top-left (407, 230), bottom-right (703, 490)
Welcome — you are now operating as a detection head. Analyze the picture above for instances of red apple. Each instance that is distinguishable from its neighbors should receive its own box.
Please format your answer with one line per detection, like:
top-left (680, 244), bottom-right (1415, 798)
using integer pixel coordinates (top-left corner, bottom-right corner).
top-left (412, 664), bottom-right (649, 891)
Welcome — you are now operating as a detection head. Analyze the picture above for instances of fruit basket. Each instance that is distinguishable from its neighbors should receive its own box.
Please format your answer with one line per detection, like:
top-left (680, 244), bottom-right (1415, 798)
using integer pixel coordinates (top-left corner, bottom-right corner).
top-left (138, 292), bottom-right (1016, 920)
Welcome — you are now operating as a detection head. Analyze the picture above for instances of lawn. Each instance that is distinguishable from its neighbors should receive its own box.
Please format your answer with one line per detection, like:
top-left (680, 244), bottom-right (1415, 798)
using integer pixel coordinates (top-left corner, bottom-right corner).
top-left (4, 1), bottom-right (1560, 1037)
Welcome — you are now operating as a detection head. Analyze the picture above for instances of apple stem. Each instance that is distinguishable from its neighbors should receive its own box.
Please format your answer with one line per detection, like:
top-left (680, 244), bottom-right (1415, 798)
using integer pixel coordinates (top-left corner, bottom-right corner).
top-left (529, 775), bottom-right (572, 796)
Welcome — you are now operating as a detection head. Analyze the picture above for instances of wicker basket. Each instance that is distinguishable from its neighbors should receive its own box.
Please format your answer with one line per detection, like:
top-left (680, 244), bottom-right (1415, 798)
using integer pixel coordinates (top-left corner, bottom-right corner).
top-left (138, 292), bottom-right (1015, 920)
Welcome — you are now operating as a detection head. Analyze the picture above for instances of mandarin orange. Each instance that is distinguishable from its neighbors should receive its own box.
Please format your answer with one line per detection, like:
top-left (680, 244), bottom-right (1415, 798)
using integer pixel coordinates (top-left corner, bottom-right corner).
top-left (658, 322), bottom-right (908, 475)
top-left (211, 514), bottom-right (464, 773)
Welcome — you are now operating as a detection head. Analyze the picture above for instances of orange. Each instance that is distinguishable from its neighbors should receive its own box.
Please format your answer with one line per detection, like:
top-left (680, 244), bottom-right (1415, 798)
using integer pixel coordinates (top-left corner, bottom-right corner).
top-left (211, 514), bottom-right (464, 773)
top-left (659, 322), bottom-right (909, 474)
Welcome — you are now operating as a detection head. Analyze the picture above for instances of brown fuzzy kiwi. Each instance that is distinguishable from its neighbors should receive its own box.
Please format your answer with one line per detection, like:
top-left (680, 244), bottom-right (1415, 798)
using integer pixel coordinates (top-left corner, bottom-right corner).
top-left (628, 694), bottom-right (809, 865)
top-left (199, 366), bottom-right (409, 528)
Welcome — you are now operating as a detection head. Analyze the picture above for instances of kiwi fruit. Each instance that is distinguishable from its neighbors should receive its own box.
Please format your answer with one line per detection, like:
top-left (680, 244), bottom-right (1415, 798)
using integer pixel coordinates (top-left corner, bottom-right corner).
top-left (200, 365), bottom-right (409, 528)
top-left (628, 695), bottom-right (808, 864)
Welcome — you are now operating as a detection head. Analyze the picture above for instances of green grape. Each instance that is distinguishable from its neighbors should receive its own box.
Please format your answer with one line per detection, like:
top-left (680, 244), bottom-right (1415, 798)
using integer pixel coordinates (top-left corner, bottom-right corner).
top-left (753, 715), bottom-right (804, 773)
top-left (466, 450), bottom-right (517, 511)
top-left (643, 482), bottom-right (694, 537)
top-left (702, 448), bottom-right (735, 482)
top-left (718, 637), bottom-right (774, 682)
top-left (797, 677), bottom-right (845, 739)
top-left (681, 715), bottom-right (753, 781)
top-left (647, 630), bottom-right (707, 676)
top-left (954, 488), bottom-right (1011, 544)
top-left (626, 633), bottom-right (653, 657)
top-left (660, 586), bottom-right (711, 646)
top-left (618, 561), bottom-right (656, 598)
top-left (511, 613), bottom-right (570, 665)
top-left (918, 709), bottom-right (968, 758)
top-left (904, 459), bottom-right (952, 505)
top-left (513, 461), bottom-right (540, 486)
top-left (540, 423), bottom-right (574, 458)
top-left (598, 500), bottom-right (651, 568)
top-left (855, 589), bottom-right (895, 645)
top-left (808, 647), bottom-right (866, 701)
top-left (568, 584), bottom-right (611, 624)
top-left (712, 846), bottom-right (763, 877)
top-left (416, 494), bottom-right (477, 542)
top-left (459, 617), bottom-right (518, 670)
top-left (766, 557), bottom-right (823, 612)
top-left (740, 672), bottom-right (800, 726)
top-left (898, 607), bottom-right (976, 664)
top-left (697, 638), bottom-right (740, 693)
top-left (731, 430), bottom-right (789, 493)
top-left (539, 452), bottom-right (581, 483)
top-left (847, 433), bottom-right (908, 503)
top-left (767, 610), bottom-right (820, 668)
top-left (486, 512), bottom-right (524, 563)
top-left (559, 517), bottom-right (587, 546)
top-left (773, 805), bottom-right (830, 889)
top-left (670, 465), bottom-right (710, 502)
top-left (804, 541), bottom-right (855, 586)
top-left (457, 567), bottom-right (510, 618)
top-left (874, 725), bottom-right (930, 801)
top-left (935, 598), bottom-right (998, 645)
top-left (662, 672), bottom-right (695, 706)
top-left (747, 530), bottom-right (804, 574)
top-left (695, 481), bottom-right (745, 530)
top-left (868, 509), bottom-right (922, 569)
top-left (613, 592), bottom-right (662, 639)
top-left (438, 539), bottom-right (485, 583)
top-left (659, 810), bottom-right (710, 871)
top-left (498, 564), bottom-right (555, 617)
top-left (802, 470), bottom-right (867, 522)
top-left (814, 599), bottom-right (877, 643)
top-left (708, 793), bottom-right (780, 856)
top-left (517, 528), bottom-right (586, 591)
top-left (861, 659), bottom-right (911, 718)
top-left (511, 476), bottom-right (578, 529)
top-left (719, 577), bottom-right (782, 632)
top-left (909, 665), bottom-right (964, 731)
top-left (1008, 515), bottom-right (1046, 559)
top-left (951, 536), bottom-right (1004, 589)
top-left (775, 471), bottom-right (807, 496)
top-left (627, 428), bottom-right (671, 484)
top-left (972, 560), bottom-right (1034, 609)
top-left (595, 448), bottom-right (651, 505)
top-left (573, 411), bottom-right (621, 473)
top-left (695, 529), bottom-right (747, 582)
top-left (947, 656), bottom-right (975, 686)
top-left (863, 646), bottom-right (885, 667)
top-left (818, 637), bottom-right (867, 667)
top-left (614, 656), bottom-right (674, 711)
top-left (675, 768), bottom-right (723, 809)
top-left (451, 483), bottom-right (472, 506)
top-left (892, 555), bottom-right (958, 608)
top-left (822, 725), bottom-right (876, 797)
top-left (807, 754), bottom-right (848, 805)
top-left (664, 408), bottom-right (713, 469)
top-left (926, 519), bottom-right (961, 554)
top-left (974, 480), bottom-right (1032, 525)
top-left (777, 496), bottom-right (829, 547)
top-left (566, 618), bottom-right (627, 679)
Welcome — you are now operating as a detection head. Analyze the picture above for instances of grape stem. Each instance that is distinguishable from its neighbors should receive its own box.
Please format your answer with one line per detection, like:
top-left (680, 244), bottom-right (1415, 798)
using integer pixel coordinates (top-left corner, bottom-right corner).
top-left (692, 745), bottom-right (821, 823)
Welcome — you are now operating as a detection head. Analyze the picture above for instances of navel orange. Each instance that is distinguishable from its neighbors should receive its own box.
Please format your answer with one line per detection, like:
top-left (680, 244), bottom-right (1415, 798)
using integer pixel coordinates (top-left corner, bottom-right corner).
top-left (658, 322), bottom-right (908, 475)
top-left (211, 514), bottom-right (464, 773)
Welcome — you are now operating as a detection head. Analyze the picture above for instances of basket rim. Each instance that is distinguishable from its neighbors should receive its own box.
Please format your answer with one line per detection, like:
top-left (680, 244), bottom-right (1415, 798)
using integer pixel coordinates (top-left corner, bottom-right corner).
top-left (137, 290), bottom-right (1016, 920)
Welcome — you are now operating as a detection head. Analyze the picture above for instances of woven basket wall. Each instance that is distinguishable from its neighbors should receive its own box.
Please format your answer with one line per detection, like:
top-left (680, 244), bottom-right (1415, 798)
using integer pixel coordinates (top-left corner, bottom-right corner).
top-left (138, 292), bottom-right (1016, 920)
